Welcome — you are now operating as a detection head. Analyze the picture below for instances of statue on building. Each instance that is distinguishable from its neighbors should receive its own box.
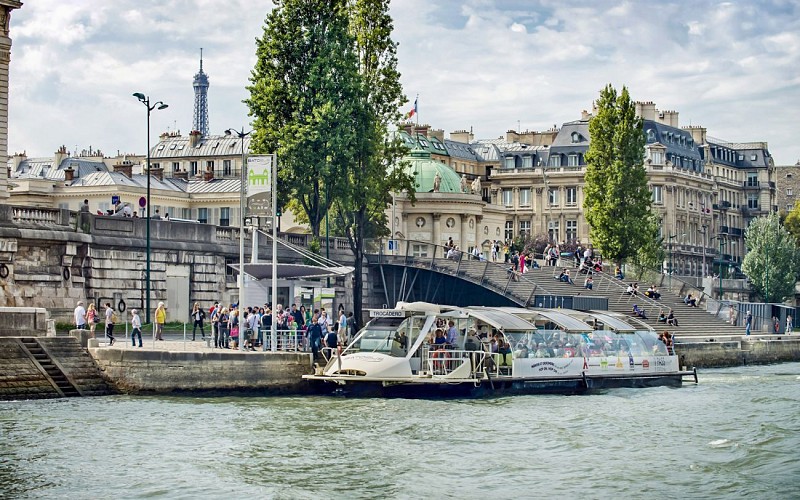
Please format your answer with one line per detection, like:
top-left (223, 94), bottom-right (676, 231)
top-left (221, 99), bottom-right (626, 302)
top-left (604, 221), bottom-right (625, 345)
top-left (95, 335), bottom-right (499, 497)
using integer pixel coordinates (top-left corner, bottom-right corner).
top-left (433, 171), bottom-right (441, 192)
top-left (471, 176), bottom-right (481, 194)
top-left (460, 174), bottom-right (468, 193)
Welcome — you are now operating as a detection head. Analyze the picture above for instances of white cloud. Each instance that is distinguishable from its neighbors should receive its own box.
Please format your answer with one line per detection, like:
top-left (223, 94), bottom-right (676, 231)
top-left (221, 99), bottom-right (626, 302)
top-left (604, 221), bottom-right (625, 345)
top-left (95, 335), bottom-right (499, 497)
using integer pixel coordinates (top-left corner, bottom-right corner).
top-left (7, 0), bottom-right (800, 164)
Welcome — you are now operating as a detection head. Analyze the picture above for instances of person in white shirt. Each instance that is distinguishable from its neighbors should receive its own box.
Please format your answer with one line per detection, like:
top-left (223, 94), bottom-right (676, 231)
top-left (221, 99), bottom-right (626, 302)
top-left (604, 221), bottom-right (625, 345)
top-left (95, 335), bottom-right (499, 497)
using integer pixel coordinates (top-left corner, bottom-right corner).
top-left (74, 301), bottom-right (87, 330)
top-left (131, 309), bottom-right (142, 347)
top-left (337, 310), bottom-right (348, 345)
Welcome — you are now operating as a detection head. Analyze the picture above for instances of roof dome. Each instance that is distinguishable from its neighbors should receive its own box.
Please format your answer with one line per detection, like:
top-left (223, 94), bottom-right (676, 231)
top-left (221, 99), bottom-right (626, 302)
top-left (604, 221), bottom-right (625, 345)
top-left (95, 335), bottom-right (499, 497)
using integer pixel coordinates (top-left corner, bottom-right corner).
top-left (404, 149), bottom-right (463, 193)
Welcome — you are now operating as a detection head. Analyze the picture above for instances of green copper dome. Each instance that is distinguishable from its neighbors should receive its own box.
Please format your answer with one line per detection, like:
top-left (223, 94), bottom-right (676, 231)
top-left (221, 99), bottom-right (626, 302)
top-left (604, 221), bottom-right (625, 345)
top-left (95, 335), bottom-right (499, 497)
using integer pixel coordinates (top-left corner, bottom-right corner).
top-left (404, 149), bottom-right (463, 193)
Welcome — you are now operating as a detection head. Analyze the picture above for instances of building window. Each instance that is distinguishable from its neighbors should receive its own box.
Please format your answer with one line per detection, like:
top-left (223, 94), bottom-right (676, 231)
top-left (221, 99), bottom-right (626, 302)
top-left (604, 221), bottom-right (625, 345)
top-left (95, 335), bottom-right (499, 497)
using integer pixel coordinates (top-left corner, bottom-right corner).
top-left (566, 220), bottom-right (577, 241)
top-left (747, 194), bottom-right (759, 209)
top-left (223, 159), bottom-right (232, 176)
top-left (519, 221), bottom-right (530, 236)
top-left (503, 189), bottom-right (513, 207)
top-left (566, 187), bottom-right (577, 206)
top-left (747, 172), bottom-right (758, 187)
top-left (151, 162), bottom-right (160, 169)
top-left (548, 188), bottom-right (559, 206)
top-left (652, 185), bottom-right (663, 204)
top-left (650, 150), bottom-right (663, 165)
top-left (548, 220), bottom-right (559, 242)
top-left (198, 208), bottom-right (208, 224)
top-left (172, 161), bottom-right (180, 173)
top-left (504, 156), bottom-right (514, 169)
top-left (788, 188), bottom-right (793, 196)
top-left (220, 207), bottom-right (230, 226)
top-left (206, 160), bottom-right (214, 172)
top-left (504, 221), bottom-right (514, 241)
top-left (225, 258), bottom-right (235, 276)
top-left (549, 155), bottom-right (560, 167)
top-left (190, 161), bottom-right (198, 176)
top-left (750, 154), bottom-right (757, 161)
top-left (522, 156), bottom-right (533, 168)
top-left (519, 188), bottom-right (531, 207)
top-left (568, 154), bottom-right (579, 167)
top-left (411, 244), bottom-right (429, 258)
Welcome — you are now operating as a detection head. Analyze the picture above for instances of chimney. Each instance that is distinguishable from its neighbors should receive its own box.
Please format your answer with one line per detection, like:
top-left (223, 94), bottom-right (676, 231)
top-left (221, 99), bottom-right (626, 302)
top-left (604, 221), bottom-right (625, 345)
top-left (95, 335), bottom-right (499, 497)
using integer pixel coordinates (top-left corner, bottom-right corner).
top-left (189, 130), bottom-right (202, 148)
top-left (581, 109), bottom-right (592, 121)
top-left (173, 170), bottom-right (189, 181)
top-left (203, 165), bottom-right (214, 182)
top-left (150, 166), bottom-right (164, 181)
top-left (635, 101), bottom-right (656, 121)
top-left (684, 125), bottom-right (707, 145)
top-left (414, 124), bottom-right (430, 137)
top-left (506, 130), bottom-right (520, 143)
top-left (113, 160), bottom-right (133, 179)
top-left (429, 128), bottom-right (444, 142)
top-left (54, 144), bottom-right (69, 170)
top-left (64, 166), bottom-right (75, 182)
top-left (450, 130), bottom-right (471, 143)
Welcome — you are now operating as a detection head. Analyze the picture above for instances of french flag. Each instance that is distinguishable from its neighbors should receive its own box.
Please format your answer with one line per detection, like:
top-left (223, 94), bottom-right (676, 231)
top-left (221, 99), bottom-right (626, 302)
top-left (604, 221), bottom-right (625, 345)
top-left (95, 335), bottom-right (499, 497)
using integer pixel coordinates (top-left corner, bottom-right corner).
top-left (406, 96), bottom-right (418, 119)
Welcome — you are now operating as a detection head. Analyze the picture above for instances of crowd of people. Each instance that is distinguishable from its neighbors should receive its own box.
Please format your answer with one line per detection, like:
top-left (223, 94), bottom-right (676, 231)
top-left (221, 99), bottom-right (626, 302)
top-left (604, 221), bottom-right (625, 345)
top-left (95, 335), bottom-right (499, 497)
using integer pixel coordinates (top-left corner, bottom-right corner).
top-left (73, 299), bottom-right (357, 358)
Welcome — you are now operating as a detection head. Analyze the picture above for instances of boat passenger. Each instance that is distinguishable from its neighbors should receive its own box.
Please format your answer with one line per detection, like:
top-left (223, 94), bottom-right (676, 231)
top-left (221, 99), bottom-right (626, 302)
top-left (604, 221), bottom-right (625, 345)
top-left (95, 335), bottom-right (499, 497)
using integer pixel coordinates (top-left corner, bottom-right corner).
top-left (433, 329), bottom-right (447, 348)
top-left (498, 341), bottom-right (512, 365)
top-left (446, 320), bottom-right (458, 347)
top-left (394, 331), bottom-right (408, 350)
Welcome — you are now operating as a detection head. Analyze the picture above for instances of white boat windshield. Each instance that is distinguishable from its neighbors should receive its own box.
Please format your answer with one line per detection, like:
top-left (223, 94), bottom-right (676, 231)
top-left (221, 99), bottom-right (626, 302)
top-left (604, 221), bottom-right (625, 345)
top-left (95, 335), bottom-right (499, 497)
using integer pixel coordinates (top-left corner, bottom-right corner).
top-left (351, 316), bottom-right (427, 357)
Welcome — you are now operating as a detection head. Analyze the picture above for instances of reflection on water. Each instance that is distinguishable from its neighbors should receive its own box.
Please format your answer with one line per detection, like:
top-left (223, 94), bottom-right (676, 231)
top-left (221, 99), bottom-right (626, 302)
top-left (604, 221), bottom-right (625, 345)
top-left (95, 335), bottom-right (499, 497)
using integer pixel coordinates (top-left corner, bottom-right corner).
top-left (1, 363), bottom-right (799, 499)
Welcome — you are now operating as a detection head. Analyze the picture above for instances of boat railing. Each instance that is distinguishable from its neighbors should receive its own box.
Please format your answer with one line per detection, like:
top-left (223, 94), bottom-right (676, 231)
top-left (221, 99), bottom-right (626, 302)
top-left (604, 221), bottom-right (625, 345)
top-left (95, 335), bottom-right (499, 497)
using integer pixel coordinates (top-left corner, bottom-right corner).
top-left (422, 346), bottom-right (489, 379)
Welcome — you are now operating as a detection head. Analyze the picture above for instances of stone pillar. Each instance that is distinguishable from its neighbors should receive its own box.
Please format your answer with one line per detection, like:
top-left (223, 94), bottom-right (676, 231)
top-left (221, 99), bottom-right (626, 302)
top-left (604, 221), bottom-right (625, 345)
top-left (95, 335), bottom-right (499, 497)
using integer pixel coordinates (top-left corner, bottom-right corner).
top-left (0, 2), bottom-right (21, 201)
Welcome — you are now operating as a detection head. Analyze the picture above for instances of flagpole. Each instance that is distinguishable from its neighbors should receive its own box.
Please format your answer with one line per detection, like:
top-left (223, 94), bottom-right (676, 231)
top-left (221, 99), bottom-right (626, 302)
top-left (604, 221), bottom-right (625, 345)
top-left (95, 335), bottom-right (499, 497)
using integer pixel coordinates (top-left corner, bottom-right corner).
top-left (415, 94), bottom-right (419, 128)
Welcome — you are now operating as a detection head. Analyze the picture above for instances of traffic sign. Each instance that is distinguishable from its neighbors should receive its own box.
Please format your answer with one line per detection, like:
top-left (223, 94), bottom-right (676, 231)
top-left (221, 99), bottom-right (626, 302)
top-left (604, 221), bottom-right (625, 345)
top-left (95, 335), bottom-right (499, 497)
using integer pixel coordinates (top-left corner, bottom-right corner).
top-left (139, 196), bottom-right (147, 208)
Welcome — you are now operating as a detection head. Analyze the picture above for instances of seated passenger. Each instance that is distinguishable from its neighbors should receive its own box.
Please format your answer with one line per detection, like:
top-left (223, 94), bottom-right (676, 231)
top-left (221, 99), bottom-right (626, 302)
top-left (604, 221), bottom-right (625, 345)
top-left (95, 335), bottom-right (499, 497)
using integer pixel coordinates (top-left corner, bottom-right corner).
top-left (562, 343), bottom-right (576, 358)
top-left (514, 344), bottom-right (529, 359)
top-left (632, 304), bottom-right (648, 320)
top-left (498, 341), bottom-right (512, 365)
top-left (394, 331), bottom-right (408, 350)
top-left (433, 329), bottom-right (447, 347)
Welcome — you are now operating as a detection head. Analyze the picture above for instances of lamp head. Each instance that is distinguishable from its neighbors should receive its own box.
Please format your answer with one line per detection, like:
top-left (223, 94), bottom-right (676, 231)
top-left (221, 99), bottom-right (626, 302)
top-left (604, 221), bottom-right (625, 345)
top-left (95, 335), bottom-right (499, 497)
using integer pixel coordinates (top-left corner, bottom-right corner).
top-left (225, 129), bottom-right (233, 136)
top-left (157, 103), bottom-right (168, 110)
top-left (132, 92), bottom-right (146, 102)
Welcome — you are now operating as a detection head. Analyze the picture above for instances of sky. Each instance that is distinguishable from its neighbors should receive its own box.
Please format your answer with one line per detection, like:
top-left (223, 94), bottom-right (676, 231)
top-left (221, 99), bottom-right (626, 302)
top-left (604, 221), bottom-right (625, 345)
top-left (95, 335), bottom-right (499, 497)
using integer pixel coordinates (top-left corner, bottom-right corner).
top-left (8, 0), bottom-right (800, 164)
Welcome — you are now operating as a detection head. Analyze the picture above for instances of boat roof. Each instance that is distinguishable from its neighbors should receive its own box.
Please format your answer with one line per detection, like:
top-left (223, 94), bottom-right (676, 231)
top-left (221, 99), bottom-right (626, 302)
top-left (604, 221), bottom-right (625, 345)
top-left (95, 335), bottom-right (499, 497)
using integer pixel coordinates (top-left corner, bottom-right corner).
top-left (559, 309), bottom-right (640, 333)
top-left (459, 307), bottom-right (537, 331)
top-left (467, 306), bottom-right (590, 333)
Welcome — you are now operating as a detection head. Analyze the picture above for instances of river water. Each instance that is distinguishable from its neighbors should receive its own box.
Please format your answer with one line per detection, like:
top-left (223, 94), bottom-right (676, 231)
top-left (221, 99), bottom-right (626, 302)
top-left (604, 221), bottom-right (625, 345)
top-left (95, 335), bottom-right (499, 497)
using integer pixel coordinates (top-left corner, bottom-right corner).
top-left (1, 363), bottom-right (799, 499)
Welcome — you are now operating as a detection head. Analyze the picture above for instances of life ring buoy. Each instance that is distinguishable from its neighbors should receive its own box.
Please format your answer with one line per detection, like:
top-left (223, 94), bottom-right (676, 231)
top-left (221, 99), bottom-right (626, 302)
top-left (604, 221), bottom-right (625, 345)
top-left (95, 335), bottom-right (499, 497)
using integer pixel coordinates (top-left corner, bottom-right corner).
top-left (62, 267), bottom-right (71, 280)
top-left (0, 264), bottom-right (8, 279)
top-left (117, 300), bottom-right (126, 313)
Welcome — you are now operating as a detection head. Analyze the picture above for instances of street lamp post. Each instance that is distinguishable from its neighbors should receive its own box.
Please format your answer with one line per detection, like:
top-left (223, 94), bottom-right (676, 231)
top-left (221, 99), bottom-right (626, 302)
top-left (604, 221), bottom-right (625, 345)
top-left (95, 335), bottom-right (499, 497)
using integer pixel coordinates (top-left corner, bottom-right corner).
top-left (132, 93), bottom-right (168, 324)
top-left (225, 127), bottom-right (251, 350)
top-left (698, 224), bottom-right (708, 278)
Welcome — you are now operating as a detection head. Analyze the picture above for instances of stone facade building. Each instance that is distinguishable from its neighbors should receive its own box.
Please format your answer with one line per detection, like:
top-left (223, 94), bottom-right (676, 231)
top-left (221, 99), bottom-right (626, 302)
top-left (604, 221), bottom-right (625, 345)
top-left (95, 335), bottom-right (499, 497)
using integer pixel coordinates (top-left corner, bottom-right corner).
top-left (775, 161), bottom-right (800, 214)
top-left (0, 0), bottom-right (21, 201)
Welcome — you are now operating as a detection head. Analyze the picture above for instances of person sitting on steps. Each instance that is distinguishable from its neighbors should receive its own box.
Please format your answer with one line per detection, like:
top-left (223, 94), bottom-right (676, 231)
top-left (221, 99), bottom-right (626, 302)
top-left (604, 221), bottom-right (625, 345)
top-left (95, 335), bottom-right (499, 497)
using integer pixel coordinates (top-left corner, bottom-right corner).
top-left (684, 293), bottom-right (697, 307)
top-left (632, 304), bottom-right (648, 320)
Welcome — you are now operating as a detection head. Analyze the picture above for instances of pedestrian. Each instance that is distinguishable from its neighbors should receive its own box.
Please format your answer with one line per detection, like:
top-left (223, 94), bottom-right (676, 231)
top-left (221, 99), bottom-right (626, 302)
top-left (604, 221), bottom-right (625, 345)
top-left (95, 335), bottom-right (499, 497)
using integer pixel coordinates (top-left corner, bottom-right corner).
top-left (745, 310), bottom-right (752, 336)
top-left (131, 309), bottom-right (142, 347)
top-left (80, 199), bottom-right (90, 212)
top-left (787, 315), bottom-right (793, 333)
top-left (86, 302), bottom-right (98, 338)
top-left (338, 308), bottom-right (348, 345)
top-left (191, 302), bottom-right (206, 341)
top-left (74, 300), bottom-right (87, 330)
top-left (104, 302), bottom-right (116, 346)
top-left (307, 315), bottom-right (323, 361)
top-left (773, 316), bottom-right (780, 334)
top-left (155, 302), bottom-right (166, 341)
top-left (211, 306), bottom-right (222, 348)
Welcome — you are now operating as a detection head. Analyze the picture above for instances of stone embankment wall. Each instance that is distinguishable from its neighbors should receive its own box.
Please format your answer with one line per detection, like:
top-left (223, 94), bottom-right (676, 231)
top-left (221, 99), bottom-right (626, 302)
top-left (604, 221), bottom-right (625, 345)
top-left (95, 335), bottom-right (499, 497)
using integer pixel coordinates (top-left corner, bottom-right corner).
top-left (0, 209), bottom-right (357, 323)
top-left (90, 347), bottom-right (315, 395)
top-left (676, 338), bottom-right (800, 368)
top-left (0, 337), bottom-right (115, 400)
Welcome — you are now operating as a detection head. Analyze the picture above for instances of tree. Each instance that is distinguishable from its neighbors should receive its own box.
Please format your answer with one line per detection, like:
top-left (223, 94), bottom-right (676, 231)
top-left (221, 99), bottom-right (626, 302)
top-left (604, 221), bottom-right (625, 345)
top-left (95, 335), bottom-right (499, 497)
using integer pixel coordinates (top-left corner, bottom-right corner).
top-left (742, 212), bottom-right (800, 303)
top-left (583, 84), bottom-right (657, 267)
top-left (783, 200), bottom-right (800, 244)
top-left (246, 0), bottom-right (361, 238)
top-left (333, 0), bottom-right (415, 322)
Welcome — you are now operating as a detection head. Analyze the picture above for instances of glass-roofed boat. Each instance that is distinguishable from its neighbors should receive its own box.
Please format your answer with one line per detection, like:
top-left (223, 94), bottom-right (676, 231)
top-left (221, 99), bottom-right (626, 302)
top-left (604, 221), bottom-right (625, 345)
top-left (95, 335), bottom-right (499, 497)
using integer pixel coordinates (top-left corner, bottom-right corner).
top-left (303, 302), bottom-right (697, 397)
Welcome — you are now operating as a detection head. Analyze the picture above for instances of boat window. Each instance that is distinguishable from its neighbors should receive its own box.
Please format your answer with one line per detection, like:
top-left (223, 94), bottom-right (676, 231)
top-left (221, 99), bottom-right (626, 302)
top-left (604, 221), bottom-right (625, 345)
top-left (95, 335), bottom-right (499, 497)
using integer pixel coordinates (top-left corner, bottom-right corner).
top-left (352, 316), bottom-right (425, 356)
top-left (635, 330), bottom-right (669, 355)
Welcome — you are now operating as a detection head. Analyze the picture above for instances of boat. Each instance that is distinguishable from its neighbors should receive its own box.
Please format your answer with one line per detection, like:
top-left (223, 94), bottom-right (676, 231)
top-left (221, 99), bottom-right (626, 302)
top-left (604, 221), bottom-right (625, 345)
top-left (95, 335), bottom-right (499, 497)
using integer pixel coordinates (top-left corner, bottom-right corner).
top-left (303, 302), bottom-right (698, 397)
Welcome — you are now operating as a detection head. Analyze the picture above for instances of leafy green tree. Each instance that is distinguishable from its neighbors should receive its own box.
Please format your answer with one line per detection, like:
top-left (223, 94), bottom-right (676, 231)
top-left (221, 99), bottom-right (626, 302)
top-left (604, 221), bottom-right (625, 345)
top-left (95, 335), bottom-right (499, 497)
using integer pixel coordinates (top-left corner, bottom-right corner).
top-left (583, 84), bottom-right (656, 267)
top-left (332, 0), bottom-right (415, 321)
top-left (783, 200), bottom-right (800, 244)
top-left (246, 0), bottom-right (360, 238)
top-left (742, 212), bottom-right (800, 303)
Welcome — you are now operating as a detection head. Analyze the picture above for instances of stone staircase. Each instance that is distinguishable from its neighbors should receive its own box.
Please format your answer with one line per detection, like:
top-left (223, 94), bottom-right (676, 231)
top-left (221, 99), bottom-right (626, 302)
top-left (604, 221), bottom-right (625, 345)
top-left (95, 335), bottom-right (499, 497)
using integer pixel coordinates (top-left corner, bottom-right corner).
top-left (520, 260), bottom-right (744, 338)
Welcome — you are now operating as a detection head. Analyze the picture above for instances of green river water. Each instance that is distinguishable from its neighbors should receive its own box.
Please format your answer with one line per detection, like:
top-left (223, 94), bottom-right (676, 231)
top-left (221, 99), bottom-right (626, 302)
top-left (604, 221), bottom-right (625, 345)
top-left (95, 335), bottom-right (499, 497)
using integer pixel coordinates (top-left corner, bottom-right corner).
top-left (1, 362), bottom-right (799, 499)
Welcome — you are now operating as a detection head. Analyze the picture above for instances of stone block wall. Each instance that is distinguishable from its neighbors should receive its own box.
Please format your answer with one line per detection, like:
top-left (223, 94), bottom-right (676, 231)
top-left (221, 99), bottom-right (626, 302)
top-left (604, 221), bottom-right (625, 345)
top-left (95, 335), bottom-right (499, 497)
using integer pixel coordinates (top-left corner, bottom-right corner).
top-left (90, 348), bottom-right (314, 395)
top-left (0, 338), bottom-right (60, 400)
